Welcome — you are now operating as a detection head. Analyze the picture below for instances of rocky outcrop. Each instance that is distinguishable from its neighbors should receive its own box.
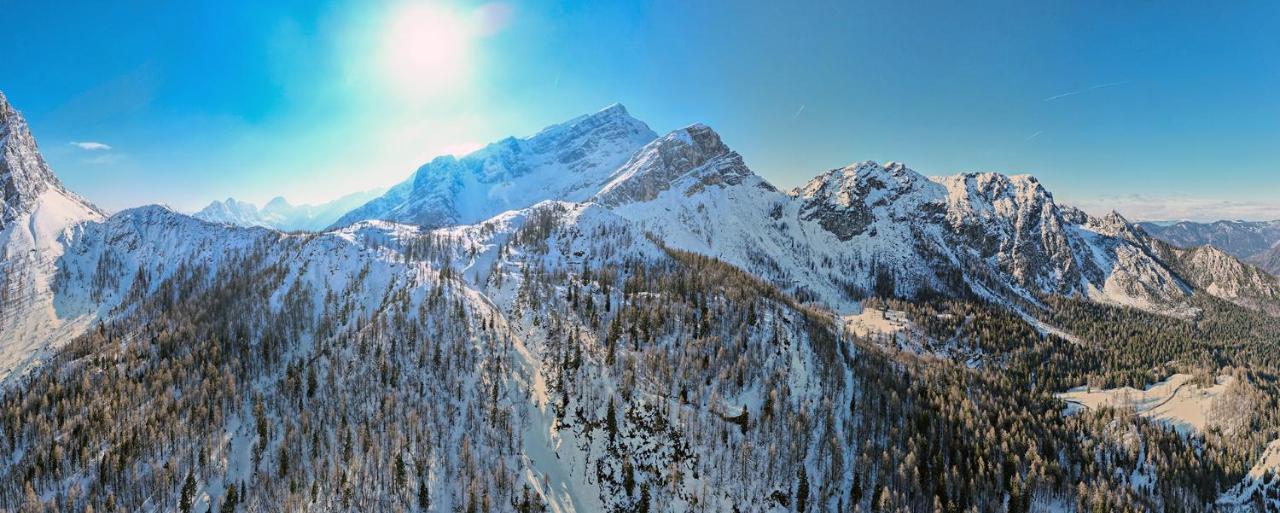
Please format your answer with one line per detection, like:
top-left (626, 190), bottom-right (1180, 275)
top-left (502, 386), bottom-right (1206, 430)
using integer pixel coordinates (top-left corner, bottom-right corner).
top-left (593, 124), bottom-right (755, 206)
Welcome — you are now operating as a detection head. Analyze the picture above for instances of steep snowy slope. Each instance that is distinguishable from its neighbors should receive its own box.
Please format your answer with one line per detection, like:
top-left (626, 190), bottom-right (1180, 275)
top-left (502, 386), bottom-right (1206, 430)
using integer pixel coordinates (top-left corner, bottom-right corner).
top-left (0, 92), bottom-right (105, 380)
top-left (331, 104), bottom-right (657, 229)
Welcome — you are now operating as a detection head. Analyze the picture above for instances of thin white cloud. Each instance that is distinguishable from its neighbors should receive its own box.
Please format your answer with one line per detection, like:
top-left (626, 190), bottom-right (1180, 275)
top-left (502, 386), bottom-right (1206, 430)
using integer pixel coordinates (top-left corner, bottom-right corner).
top-left (792, 104), bottom-right (805, 119)
top-left (1043, 80), bottom-right (1129, 102)
top-left (1024, 130), bottom-right (1043, 141)
top-left (70, 141), bottom-right (112, 151)
top-left (1068, 193), bottom-right (1280, 222)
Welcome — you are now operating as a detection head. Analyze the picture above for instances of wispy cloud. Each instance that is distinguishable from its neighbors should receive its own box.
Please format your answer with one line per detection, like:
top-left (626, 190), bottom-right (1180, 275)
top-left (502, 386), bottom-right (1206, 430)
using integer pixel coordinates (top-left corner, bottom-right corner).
top-left (1024, 130), bottom-right (1043, 141)
top-left (792, 104), bottom-right (805, 119)
top-left (1043, 80), bottom-right (1129, 102)
top-left (1068, 193), bottom-right (1280, 222)
top-left (70, 141), bottom-right (112, 151)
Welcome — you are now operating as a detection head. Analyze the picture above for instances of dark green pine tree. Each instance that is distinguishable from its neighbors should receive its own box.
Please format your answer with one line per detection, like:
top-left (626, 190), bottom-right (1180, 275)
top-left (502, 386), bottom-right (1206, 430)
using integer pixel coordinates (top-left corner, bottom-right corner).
top-left (418, 478), bottom-right (431, 510)
top-left (851, 470), bottom-right (863, 506)
top-left (637, 484), bottom-right (651, 513)
top-left (279, 445), bottom-right (289, 478)
top-left (180, 471), bottom-right (196, 513)
top-left (605, 397), bottom-right (619, 445)
top-left (796, 466), bottom-right (809, 513)
top-left (220, 483), bottom-right (238, 513)
top-left (395, 454), bottom-right (408, 490)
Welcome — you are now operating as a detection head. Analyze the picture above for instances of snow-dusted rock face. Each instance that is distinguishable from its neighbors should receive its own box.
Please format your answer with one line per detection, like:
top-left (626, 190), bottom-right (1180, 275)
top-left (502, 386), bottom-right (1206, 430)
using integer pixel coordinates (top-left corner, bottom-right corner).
top-left (1158, 243), bottom-right (1280, 314)
top-left (935, 173), bottom-right (1197, 312)
top-left (194, 189), bottom-right (383, 231)
top-left (0, 91), bottom-right (102, 227)
top-left (593, 123), bottom-right (760, 206)
top-left (796, 161), bottom-right (945, 242)
top-left (937, 173), bottom-right (1089, 294)
top-left (332, 103), bottom-right (658, 229)
top-left (785, 162), bottom-right (1195, 312)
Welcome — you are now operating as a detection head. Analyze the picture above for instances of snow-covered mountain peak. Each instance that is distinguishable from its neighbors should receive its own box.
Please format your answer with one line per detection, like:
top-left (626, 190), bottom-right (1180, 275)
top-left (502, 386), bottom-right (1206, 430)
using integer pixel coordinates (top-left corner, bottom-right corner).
top-left (935, 171), bottom-right (1052, 208)
top-left (528, 102), bottom-right (637, 141)
top-left (791, 161), bottom-right (944, 241)
top-left (796, 161), bottom-right (937, 205)
top-left (195, 197), bottom-right (261, 225)
top-left (510, 102), bottom-right (655, 172)
top-left (119, 203), bottom-right (183, 218)
top-left (331, 104), bottom-right (658, 229)
top-left (262, 195), bottom-right (292, 212)
top-left (1084, 209), bottom-right (1147, 242)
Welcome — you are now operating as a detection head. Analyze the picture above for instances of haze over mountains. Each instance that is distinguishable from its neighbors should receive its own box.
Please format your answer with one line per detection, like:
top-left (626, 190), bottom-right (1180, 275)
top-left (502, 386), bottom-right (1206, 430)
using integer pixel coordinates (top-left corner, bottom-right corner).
top-left (4, 89), bottom-right (1280, 512)
top-left (194, 189), bottom-right (384, 232)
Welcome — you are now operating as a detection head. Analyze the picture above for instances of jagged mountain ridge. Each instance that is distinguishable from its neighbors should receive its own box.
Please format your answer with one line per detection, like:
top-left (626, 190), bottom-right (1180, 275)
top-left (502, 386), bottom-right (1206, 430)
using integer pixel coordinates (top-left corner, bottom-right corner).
top-left (194, 188), bottom-right (384, 231)
top-left (590, 131), bottom-right (1215, 317)
top-left (326, 106), bottom-right (1280, 320)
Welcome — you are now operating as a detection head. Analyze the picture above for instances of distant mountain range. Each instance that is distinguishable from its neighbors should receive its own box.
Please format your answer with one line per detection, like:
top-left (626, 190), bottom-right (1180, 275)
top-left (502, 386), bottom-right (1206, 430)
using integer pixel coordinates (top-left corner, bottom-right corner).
top-left (194, 189), bottom-right (384, 232)
top-left (1139, 220), bottom-right (1280, 275)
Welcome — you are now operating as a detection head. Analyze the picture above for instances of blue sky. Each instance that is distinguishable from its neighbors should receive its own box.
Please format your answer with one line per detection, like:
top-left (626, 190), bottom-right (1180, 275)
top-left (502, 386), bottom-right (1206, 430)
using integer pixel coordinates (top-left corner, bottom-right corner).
top-left (1, 0), bottom-right (1277, 220)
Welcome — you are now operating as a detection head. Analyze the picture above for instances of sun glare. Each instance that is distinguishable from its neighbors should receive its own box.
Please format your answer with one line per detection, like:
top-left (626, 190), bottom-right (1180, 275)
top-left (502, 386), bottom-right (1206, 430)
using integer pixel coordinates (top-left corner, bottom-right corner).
top-left (380, 3), bottom-right (474, 100)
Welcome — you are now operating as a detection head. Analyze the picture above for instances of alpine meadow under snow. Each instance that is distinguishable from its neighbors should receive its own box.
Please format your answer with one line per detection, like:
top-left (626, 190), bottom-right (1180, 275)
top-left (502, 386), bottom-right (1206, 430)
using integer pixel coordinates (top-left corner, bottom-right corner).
top-left (8, 89), bottom-right (1280, 513)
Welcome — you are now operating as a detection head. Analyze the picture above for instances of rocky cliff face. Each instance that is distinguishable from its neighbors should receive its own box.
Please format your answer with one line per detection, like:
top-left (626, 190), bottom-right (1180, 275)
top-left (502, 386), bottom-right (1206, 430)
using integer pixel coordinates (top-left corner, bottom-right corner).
top-left (0, 92), bottom-right (102, 227)
top-left (593, 124), bottom-right (758, 206)
top-left (786, 161), bottom-right (1193, 312)
top-left (796, 161), bottom-right (944, 242)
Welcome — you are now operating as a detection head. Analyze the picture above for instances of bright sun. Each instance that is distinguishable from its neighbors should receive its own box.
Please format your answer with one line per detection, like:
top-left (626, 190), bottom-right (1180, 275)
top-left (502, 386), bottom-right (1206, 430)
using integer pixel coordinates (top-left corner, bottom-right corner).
top-left (380, 3), bottom-right (474, 100)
